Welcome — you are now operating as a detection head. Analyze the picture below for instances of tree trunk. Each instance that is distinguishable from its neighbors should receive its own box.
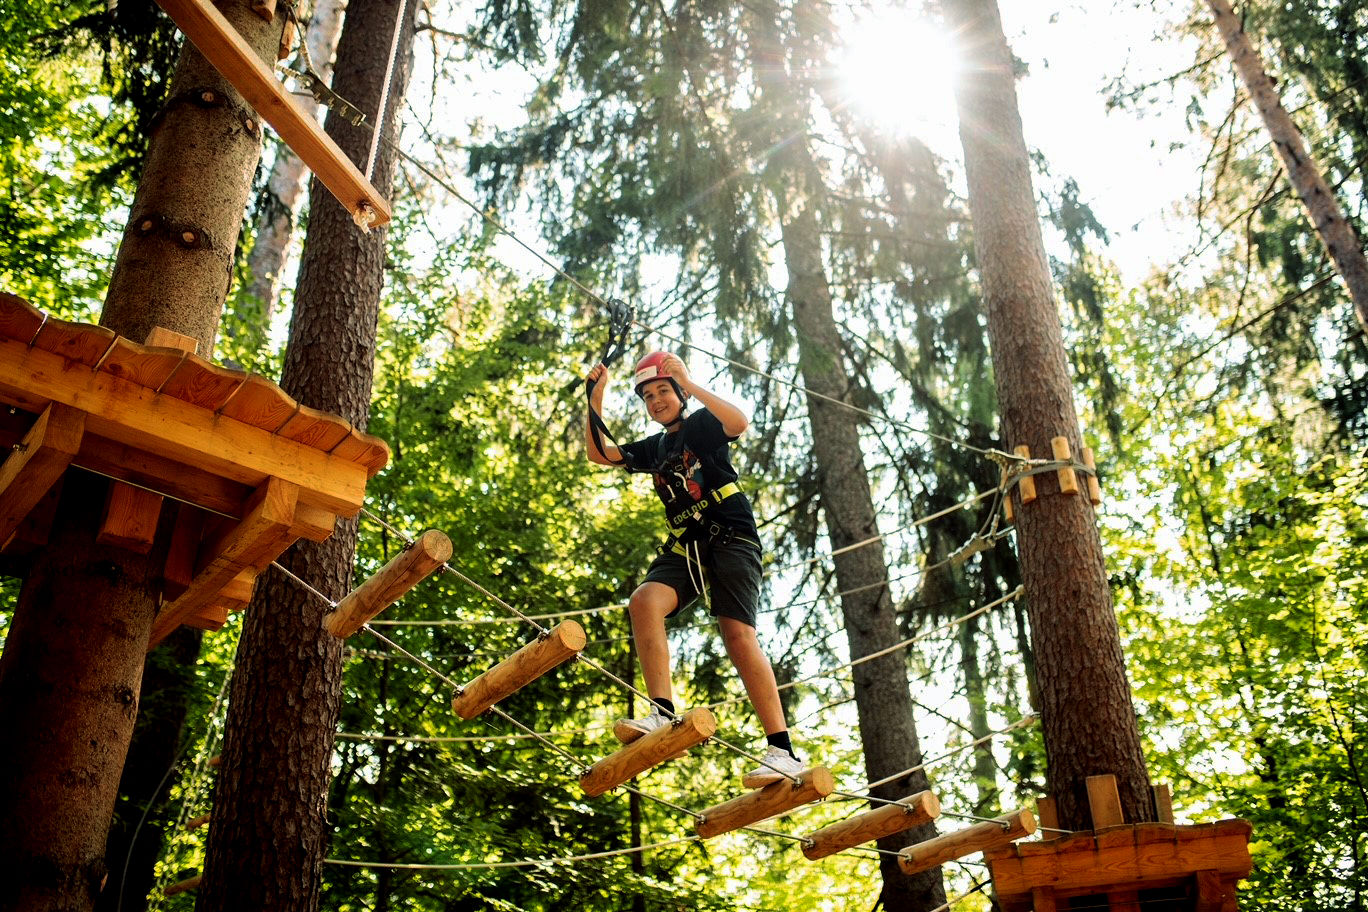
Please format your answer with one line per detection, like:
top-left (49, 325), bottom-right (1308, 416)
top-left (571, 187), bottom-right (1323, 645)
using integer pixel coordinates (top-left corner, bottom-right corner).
top-left (782, 204), bottom-right (947, 912)
top-left (1207, 0), bottom-right (1368, 334)
top-left (241, 0), bottom-right (346, 322)
top-left (943, 0), bottom-right (1153, 831)
top-left (746, 5), bottom-right (946, 907)
top-left (97, 627), bottom-right (204, 912)
top-left (196, 0), bottom-right (416, 908)
top-left (0, 5), bottom-right (282, 910)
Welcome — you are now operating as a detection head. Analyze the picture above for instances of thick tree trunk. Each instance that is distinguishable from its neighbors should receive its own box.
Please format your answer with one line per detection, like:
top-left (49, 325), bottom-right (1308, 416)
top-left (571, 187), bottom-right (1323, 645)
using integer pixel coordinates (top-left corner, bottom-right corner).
top-left (943, 0), bottom-right (1153, 831)
top-left (0, 5), bottom-right (281, 911)
top-left (745, 4), bottom-right (945, 907)
top-left (241, 0), bottom-right (346, 321)
top-left (196, 0), bottom-right (416, 909)
top-left (1207, 0), bottom-right (1368, 334)
top-left (97, 627), bottom-right (204, 912)
top-left (782, 204), bottom-right (947, 911)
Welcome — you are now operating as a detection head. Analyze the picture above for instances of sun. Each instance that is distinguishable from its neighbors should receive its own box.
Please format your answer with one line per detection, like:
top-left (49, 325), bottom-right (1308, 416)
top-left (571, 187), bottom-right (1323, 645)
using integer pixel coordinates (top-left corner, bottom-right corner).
top-left (835, 9), bottom-right (962, 142)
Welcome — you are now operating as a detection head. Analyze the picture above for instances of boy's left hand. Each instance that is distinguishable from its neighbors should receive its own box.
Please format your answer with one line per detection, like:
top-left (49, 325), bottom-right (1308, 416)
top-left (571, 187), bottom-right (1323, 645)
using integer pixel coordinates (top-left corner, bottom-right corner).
top-left (660, 354), bottom-right (691, 388)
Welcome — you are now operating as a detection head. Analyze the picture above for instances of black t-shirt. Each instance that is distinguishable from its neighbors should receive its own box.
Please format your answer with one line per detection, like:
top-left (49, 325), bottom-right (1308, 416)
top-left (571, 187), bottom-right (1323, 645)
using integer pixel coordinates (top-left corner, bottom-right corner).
top-left (619, 408), bottom-right (759, 544)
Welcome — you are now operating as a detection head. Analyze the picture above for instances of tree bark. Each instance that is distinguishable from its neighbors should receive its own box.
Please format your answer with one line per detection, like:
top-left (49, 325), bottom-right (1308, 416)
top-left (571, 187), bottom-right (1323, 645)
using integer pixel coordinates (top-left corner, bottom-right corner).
top-left (0, 5), bottom-right (282, 911)
top-left (196, 0), bottom-right (416, 908)
top-left (1207, 0), bottom-right (1368, 334)
top-left (746, 8), bottom-right (946, 907)
top-left (943, 0), bottom-right (1153, 831)
top-left (241, 0), bottom-right (346, 322)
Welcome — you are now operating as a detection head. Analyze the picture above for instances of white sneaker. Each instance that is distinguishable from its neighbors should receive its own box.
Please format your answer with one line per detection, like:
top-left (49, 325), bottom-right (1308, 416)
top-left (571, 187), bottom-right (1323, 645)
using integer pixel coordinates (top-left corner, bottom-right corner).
top-left (742, 745), bottom-right (803, 788)
top-left (613, 705), bottom-right (672, 744)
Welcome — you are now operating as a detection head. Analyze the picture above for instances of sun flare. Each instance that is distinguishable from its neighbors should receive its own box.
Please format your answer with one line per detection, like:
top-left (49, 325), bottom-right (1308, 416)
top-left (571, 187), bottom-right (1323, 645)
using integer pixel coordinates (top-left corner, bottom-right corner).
top-left (836, 10), bottom-right (961, 141)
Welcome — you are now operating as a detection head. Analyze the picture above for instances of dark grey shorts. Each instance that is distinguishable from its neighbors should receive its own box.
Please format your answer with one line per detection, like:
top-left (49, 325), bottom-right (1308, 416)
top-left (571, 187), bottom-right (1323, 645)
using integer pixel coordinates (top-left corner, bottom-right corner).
top-left (643, 537), bottom-right (763, 627)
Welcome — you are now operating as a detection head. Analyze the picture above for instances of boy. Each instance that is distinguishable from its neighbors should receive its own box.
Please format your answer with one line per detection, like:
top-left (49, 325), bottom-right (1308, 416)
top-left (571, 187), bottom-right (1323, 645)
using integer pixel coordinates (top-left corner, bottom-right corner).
top-left (585, 351), bottom-right (803, 787)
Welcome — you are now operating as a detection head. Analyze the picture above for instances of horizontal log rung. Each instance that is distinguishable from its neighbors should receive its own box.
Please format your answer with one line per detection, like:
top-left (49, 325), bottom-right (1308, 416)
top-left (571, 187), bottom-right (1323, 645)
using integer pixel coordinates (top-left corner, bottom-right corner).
top-left (802, 790), bottom-right (942, 860)
top-left (898, 808), bottom-right (1036, 875)
top-left (696, 767), bottom-right (835, 840)
top-left (326, 529), bottom-right (451, 638)
top-left (451, 621), bottom-right (587, 719)
top-left (580, 708), bottom-right (716, 797)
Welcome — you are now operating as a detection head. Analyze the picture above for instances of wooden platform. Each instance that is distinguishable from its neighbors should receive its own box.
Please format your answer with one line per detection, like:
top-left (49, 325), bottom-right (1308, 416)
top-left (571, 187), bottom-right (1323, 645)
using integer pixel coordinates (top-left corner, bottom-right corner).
top-left (985, 819), bottom-right (1253, 911)
top-left (0, 293), bottom-right (390, 645)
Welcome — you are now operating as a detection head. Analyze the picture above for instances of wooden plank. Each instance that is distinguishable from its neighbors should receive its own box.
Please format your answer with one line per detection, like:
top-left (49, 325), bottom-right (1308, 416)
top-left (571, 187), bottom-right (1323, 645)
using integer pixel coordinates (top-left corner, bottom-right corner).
top-left (1087, 774), bottom-right (1124, 829)
top-left (152, 0), bottom-right (391, 227)
top-left (0, 479), bottom-right (63, 555)
top-left (1051, 436), bottom-right (1079, 495)
top-left (144, 326), bottom-right (200, 353)
top-left (0, 336), bottom-right (375, 515)
top-left (987, 824), bottom-right (1253, 896)
top-left (328, 431), bottom-right (391, 477)
top-left (0, 292), bottom-right (46, 343)
top-left (162, 503), bottom-right (206, 600)
top-left (75, 433), bottom-right (251, 518)
top-left (326, 530), bottom-right (451, 637)
top-left (1194, 869), bottom-right (1224, 912)
top-left (157, 359), bottom-right (246, 410)
top-left (1030, 887), bottom-right (1057, 912)
top-left (278, 404), bottom-right (353, 452)
top-left (186, 570), bottom-right (255, 630)
top-left (1108, 889), bottom-right (1140, 912)
top-left (1152, 783), bottom-right (1174, 824)
top-left (1014, 445), bottom-right (1037, 504)
top-left (97, 482), bottom-right (165, 554)
top-left (898, 808), bottom-right (1036, 875)
top-left (1036, 796), bottom-right (1059, 835)
top-left (580, 708), bottom-right (715, 798)
top-left (31, 316), bottom-right (116, 367)
top-left (803, 791), bottom-right (942, 860)
top-left (0, 404), bottom-right (85, 546)
top-left (451, 622), bottom-right (587, 718)
top-left (99, 337), bottom-right (191, 390)
top-left (695, 767), bottom-right (835, 840)
top-left (149, 478), bottom-right (300, 647)
top-left (218, 373), bottom-right (298, 431)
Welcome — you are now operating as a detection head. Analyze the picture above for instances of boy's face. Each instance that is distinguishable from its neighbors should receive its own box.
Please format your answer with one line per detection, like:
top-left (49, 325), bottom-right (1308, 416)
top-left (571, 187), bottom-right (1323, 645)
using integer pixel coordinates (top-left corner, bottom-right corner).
top-left (640, 380), bottom-right (685, 426)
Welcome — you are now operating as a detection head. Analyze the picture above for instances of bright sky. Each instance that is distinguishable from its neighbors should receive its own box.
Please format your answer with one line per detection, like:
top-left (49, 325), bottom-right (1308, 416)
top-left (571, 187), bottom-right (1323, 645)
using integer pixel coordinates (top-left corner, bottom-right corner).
top-left (837, 1), bottom-right (1212, 284)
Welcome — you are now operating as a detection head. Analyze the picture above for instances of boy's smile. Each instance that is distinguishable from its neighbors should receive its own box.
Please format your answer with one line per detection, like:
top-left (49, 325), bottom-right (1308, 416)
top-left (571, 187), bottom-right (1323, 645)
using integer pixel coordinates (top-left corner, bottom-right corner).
top-left (641, 380), bottom-right (685, 427)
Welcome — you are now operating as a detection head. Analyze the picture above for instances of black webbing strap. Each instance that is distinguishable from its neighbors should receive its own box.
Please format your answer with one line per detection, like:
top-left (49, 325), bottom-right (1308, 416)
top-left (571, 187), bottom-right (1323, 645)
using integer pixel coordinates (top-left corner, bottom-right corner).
top-left (586, 300), bottom-right (636, 467)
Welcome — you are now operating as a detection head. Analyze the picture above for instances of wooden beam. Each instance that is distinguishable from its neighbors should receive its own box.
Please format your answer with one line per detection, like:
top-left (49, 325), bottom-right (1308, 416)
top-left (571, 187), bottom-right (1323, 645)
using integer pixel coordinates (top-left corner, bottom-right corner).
top-left (580, 708), bottom-right (715, 797)
top-left (153, 0), bottom-right (391, 227)
top-left (1014, 445), bottom-right (1036, 504)
top-left (163, 875), bottom-right (202, 896)
top-left (1153, 783), bottom-right (1174, 824)
top-left (0, 403), bottom-right (84, 546)
top-left (0, 336), bottom-right (372, 516)
top-left (802, 791), bottom-right (941, 860)
top-left (1036, 796), bottom-right (1059, 835)
top-left (325, 530), bottom-right (451, 638)
top-left (97, 481), bottom-right (165, 554)
top-left (451, 622), bottom-right (586, 719)
top-left (76, 433), bottom-right (252, 519)
top-left (1087, 774), bottom-right (1124, 829)
top-left (695, 767), bottom-right (835, 840)
top-left (1051, 436), bottom-right (1079, 495)
top-left (987, 820), bottom-right (1254, 898)
top-left (186, 569), bottom-right (255, 630)
top-left (149, 478), bottom-right (300, 647)
top-left (898, 808), bottom-right (1036, 875)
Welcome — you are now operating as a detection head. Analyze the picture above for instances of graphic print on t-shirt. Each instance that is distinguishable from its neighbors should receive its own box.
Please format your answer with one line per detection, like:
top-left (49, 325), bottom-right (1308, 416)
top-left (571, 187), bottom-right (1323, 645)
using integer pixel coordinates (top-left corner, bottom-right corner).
top-left (653, 445), bottom-right (704, 505)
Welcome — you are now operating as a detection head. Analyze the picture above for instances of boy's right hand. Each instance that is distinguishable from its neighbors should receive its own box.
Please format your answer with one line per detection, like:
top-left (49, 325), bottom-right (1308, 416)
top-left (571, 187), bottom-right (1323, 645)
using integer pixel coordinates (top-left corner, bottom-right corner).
top-left (585, 363), bottom-right (608, 404)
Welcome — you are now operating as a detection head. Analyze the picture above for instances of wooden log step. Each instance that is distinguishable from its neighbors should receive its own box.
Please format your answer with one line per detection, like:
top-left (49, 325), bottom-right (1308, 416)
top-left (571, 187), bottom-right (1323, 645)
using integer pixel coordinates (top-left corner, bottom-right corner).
top-left (580, 708), bottom-right (715, 797)
top-left (325, 529), bottom-right (451, 637)
top-left (450, 621), bottom-right (586, 719)
top-left (163, 875), bottom-right (202, 896)
top-left (802, 790), bottom-right (941, 860)
top-left (898, 807), bottom-right (1036, 875)
top-left (695, 766), bottom-right (835, 840)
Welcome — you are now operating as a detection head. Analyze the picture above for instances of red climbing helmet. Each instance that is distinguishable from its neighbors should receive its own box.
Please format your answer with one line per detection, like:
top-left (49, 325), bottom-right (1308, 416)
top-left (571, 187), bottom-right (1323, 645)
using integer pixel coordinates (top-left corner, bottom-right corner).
top-left (633, 351), bottom-right (682, 398)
